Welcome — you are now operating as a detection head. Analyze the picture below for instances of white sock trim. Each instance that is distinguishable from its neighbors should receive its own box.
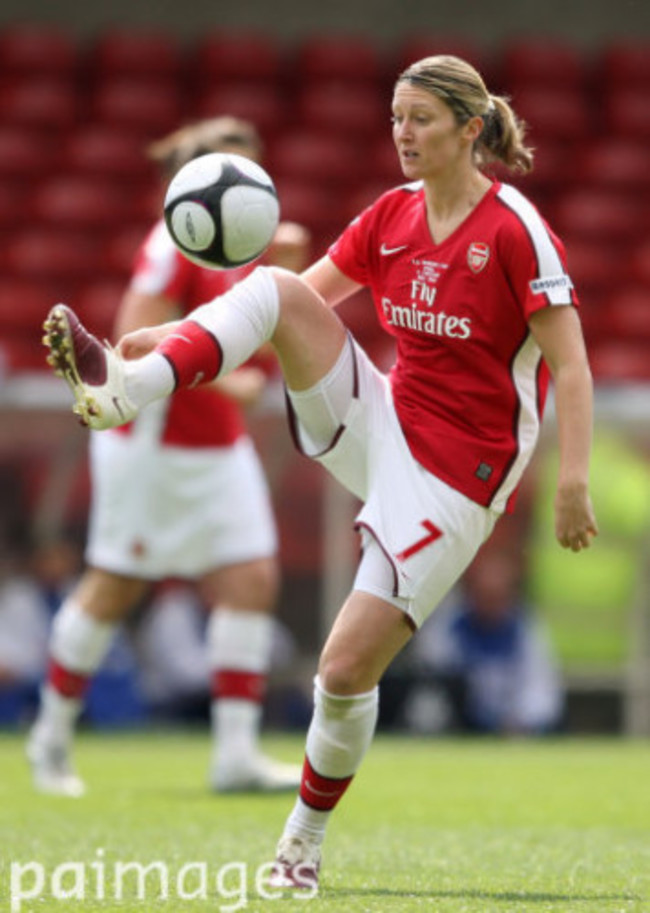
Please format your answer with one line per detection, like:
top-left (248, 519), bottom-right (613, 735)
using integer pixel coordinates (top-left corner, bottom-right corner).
top-left (207, 607), bottom-right (273, 674)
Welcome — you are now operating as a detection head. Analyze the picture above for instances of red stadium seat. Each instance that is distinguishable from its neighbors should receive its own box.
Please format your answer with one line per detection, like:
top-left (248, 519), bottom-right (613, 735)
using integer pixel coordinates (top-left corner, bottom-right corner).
top-left (0, 183), bottom-right (26, 233)
top-left (598, 40), bottom-right (650, 88)
top-left (194, 84), bottom-right (290, 141)
top-left (27, 176), bottom-right (135, 231)
top-left (273, 179), bottom-right (343, 254)
top-left (89, 28), bottom-right (185, 80)
top-left (590, 340), bottom-right (650, 384)
top-left (0, 126), bottom-right (50, 179)
top-left (0, 24), bottom-right (79, 78)
top-left (339, 180), bottom-right (398, 225)
top-left (575, 139), bottom-right (650, 192)
top-left (3, 228), bottom-right (102, 284)
top-left (516, 140), bottom-right (575, 200)
top-left (0, 79), bottom-right (79, 131)
top-left (89, 79), bottom-right (182, 135)
top-left (75, 279), bottom-right (127, 341)
top-left (269, 129), bottom-right (364, 188)
top-left (563, 238), bottom-right (622, 305)
top-left (59, 126), bottom-right (153, 181)
top-left (551, 190), bottom-right (644, 246)
top-left (511, 87), bottom-right (592, 143)
top-left (597, 287), bottom-right (650, 342)
top-left (625, 240), bottom-right (650, 286)
top-left (194, 31), bottom-right (284, 85)
top-left (297, 82), bottom-right (385, 138)
top-left (370, 135), bottom-right (403, 184)
top-left (294, 34), bottom-right (385, 86)
top-left (0, 276), bottom-right (58, 374)
top-left (100, 225), bottom-right (149, 280)
top-left (604, 88), bottom-right (650, 138)
top-left (394, 35), bottom-right (487, 77)
top-left (500, 37), bottom-right (588, 92)
top-left (0, 335), bottom-right (52, 373)
top-left (0, 278), bottom-right (54, 334)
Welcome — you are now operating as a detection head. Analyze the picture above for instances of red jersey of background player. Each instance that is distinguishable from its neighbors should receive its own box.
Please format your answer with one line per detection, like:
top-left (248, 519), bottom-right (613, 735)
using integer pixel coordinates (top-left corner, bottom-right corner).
top-left (328, 180), bottom-right (579, 513)
top-left (116, 221), bottom-right (273, 448)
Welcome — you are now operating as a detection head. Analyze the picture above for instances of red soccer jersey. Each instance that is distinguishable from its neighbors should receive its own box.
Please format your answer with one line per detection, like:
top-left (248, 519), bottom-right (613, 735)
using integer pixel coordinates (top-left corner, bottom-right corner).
top-left (328, 180), bottom-right (579, 512)
top-left (116, 221), bottom-right (261, 448)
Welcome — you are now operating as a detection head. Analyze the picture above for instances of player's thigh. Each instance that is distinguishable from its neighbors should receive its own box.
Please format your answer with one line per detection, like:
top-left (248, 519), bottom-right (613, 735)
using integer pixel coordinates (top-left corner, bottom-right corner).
top-left (199, 555), bottom-right (280, 612)
top-left (75, 567), bottom-right (150, 622)
top-left (272, 268), bottom-right (348, 392)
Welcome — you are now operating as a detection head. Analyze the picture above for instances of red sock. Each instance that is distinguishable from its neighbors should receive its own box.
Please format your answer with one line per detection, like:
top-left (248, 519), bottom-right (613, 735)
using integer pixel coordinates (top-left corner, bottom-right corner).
top-left (157, 320), bottom-right (223, 390)
top-left (212, 669), bottom-right (267, 703)
top-left (48, 659), bottom-right (91, 700)
top-left (299, 755), bottom-right (354, 812)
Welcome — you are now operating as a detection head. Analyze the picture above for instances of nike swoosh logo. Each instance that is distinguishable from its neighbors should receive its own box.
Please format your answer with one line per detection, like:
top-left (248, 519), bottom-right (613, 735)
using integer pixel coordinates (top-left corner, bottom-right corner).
top-left (112, 396), bottom-right (125, 420)
top-left (380, 243), bottom-right (408, 255)
top-left (304, 779), bottom-right (340, 799)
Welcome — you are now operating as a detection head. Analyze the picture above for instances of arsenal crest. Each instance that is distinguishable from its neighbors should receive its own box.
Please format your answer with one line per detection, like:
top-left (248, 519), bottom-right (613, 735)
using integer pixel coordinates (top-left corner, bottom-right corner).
top-left (467, 242), bottom-right (490, 274)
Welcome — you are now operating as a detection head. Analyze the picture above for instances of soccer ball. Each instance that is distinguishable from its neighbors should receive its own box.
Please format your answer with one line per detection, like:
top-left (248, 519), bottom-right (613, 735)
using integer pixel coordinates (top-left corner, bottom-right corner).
top-left (163, 152), bottom-right (280, 269)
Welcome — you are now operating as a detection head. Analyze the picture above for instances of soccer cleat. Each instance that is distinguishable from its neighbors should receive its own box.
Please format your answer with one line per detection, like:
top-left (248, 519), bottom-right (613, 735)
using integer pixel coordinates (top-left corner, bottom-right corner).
top-left (268, 835), bottom-right (321, 892)
top-left (43, 304), bottom-right (137, 430)
top-left (26, 736), bottom-right (86, 798)
top-left (211, 754), bottom-right (302, 794)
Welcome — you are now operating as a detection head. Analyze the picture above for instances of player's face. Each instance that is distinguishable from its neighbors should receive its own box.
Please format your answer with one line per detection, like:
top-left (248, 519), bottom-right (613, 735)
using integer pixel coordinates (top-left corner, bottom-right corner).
top-left (391, 83), bottom-right (477, 180)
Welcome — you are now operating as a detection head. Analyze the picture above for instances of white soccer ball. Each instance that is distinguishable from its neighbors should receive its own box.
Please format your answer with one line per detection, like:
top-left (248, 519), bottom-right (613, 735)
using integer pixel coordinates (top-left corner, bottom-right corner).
top-left (163, 152), bottom-right (280, 269)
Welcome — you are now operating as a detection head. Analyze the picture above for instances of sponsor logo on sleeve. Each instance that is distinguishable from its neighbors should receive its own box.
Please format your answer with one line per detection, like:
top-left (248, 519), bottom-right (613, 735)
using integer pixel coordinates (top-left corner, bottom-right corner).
top-left (529, 274), bottom-right (574, 294)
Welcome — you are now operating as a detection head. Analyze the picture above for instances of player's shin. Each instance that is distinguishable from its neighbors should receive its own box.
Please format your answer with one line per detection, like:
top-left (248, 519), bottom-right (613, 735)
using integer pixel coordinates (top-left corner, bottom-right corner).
top-left (35, 600), bottom-right (116, 742)
top-left (285, 676), bottom-right (379, 844)
top-left (27, 601), bottom-right (116, 796)
top-left (155, 266), bottom-right (280, 390)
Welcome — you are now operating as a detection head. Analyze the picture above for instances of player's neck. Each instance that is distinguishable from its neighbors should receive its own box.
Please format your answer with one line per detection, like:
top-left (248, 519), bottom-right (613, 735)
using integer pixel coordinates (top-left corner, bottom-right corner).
top-left (423, 169), bottom-right (492, 244)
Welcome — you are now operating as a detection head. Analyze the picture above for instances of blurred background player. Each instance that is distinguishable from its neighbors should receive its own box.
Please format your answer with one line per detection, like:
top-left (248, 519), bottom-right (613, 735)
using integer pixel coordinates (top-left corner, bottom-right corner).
top-left (27, 116), bottom-right (310, 796)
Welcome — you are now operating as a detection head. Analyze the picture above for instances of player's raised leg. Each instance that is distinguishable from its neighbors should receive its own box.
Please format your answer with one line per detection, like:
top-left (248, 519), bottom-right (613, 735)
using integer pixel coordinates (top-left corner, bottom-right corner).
top-left (43, 266), bottom-right (347, 430)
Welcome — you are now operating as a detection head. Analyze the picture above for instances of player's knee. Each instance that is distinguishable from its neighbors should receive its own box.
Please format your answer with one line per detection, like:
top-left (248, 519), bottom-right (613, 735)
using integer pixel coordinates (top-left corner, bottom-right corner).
top-left (244, 558), bottom-right (280, 609)
top-left (202, 557), bottom-right (280, 612)
top-left (318, 651), bottom-right (372, 696)
top-left (271, 267), bottom-right (324, 317)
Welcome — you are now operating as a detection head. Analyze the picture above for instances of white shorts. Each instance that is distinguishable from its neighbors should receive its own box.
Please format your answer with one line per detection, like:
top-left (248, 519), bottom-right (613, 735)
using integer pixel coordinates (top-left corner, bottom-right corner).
top-left (86, 429), bottom-right (277, 580)
top-left (288, 338), bottom-right (499, 628)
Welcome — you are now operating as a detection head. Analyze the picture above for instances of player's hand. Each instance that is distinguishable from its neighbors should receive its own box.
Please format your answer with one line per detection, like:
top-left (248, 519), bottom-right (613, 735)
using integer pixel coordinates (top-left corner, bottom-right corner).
top-left (117, 321), bottom-right (182, 360)
top-left (210, 367), bottom-right (267, 406)
top-left (266, 221), bottom-right (311, 272)
top-left (554, 482), bottom-right (598, 551)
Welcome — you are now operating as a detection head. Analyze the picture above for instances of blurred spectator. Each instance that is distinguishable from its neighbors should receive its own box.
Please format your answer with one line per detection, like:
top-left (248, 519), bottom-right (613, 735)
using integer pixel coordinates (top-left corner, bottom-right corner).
top-left (0, 538), bottom-right (80, 725)
top-left (380, 539), bottom-right (564, 735)
top-left (410, 544), bottom-right (564, 735)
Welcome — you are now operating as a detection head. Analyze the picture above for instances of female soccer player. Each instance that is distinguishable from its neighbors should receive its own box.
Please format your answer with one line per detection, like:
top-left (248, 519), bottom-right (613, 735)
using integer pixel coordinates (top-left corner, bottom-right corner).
top-left (43, 55), bottom-right (597, 887)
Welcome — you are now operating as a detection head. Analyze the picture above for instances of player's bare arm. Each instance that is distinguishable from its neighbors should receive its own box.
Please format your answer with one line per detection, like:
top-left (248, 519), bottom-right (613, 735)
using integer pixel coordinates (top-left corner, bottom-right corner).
top-left (529, 305), bottom-right (599, 552)
top-left (301, 255), bottom-right (362, 308)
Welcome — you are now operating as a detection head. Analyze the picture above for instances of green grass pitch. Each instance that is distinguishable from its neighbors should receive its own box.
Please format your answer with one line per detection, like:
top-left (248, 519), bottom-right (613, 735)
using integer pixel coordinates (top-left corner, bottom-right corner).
top-left (1, 731), bottom-right (649, 912)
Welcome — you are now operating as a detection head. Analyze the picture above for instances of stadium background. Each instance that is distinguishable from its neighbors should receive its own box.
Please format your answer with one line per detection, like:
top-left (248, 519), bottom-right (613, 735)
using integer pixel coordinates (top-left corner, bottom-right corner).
top-left (1, 1), bottom-right (649, 736)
